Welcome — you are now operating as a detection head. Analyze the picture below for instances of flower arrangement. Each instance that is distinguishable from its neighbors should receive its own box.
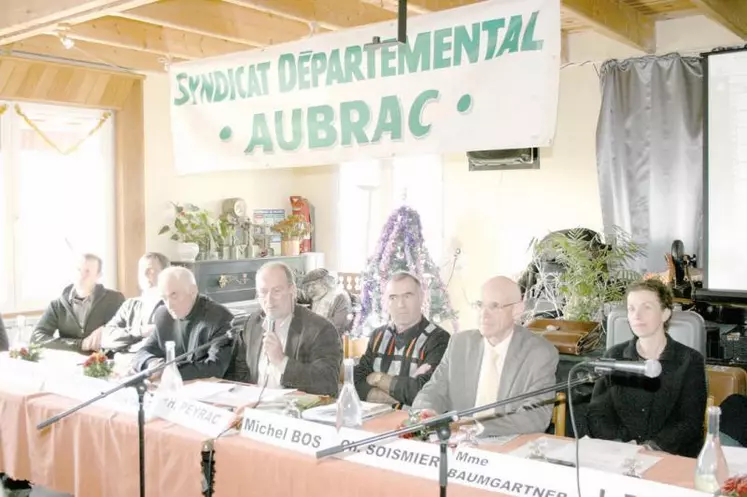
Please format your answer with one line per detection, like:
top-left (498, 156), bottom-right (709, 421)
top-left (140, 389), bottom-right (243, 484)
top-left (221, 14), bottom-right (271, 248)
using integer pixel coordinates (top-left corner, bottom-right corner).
top-left (9, 344), bottom-right (42, 362)
top-left (83, 352), bottom-right (113, 378)
top-left (722, 475), bottom-right (747, 496)
top-left (398, 410), bottom-right (436, 441)
top-left (271, 214), bottom-right (313, 241)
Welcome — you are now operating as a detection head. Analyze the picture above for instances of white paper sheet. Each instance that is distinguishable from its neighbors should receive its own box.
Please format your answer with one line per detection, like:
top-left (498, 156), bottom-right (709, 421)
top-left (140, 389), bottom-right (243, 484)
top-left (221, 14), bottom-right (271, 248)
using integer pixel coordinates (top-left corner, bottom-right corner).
top-left (723, 446), bottom-right (747, 476)
top-left (178, 381), bottom-right (236, 401)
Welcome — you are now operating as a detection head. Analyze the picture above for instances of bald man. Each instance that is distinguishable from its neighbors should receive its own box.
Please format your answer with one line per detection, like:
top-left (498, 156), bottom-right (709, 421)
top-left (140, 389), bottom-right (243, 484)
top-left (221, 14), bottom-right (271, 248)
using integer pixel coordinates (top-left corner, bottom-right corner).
top-left (413, 276), bottom-right (559, 437)
top-left (131, 266), bottom-right (234, 380)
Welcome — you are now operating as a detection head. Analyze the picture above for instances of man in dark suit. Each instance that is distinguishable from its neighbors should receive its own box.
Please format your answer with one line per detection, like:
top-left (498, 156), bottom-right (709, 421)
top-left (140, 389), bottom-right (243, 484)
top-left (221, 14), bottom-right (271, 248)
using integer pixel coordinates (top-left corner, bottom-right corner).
top-left (225, 261), bottom-right (342, 397)
top-left (131, 266), bottom-right (234, 381)
top-left (31, 253), bottom-right (125, 353)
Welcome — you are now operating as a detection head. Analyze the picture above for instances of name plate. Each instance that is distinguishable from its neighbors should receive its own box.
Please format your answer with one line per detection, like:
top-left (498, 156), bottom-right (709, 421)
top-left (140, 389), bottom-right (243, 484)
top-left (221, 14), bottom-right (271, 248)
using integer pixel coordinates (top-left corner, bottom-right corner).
top-left (239, 409), bottom-right (706, 497)
top-left (337, 430), bottom-right (707, 497)
top-left (0, 355), bottom-right (47, 393)
top-left (152, 393), bottom-right (234, 438)
top-left (44, 374), bottom-right (155, 418)
top-left (240, 407), bottom-right (336, 455)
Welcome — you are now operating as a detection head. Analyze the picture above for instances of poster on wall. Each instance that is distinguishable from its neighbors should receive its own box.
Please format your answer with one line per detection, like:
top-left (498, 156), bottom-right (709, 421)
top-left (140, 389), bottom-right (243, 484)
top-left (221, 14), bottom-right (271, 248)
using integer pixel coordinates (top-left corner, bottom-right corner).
top-left (168, 0), bottom-right (561, 175)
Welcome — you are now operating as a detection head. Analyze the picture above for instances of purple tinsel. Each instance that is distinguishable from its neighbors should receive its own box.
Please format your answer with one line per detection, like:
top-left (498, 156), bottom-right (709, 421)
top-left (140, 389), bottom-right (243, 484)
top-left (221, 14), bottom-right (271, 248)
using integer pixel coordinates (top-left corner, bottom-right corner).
top-left (354, 206), bottom-right (459, 332)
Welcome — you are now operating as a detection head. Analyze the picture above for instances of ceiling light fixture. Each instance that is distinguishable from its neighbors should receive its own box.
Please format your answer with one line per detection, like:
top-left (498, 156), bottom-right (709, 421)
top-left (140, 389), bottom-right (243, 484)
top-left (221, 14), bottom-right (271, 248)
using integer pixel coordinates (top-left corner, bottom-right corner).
top-left (55, 24), bottom-right (75, 50)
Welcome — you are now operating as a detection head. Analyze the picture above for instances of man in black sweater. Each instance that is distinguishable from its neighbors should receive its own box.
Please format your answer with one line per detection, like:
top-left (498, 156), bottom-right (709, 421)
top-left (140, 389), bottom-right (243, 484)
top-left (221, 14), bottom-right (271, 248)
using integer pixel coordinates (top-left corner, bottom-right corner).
top-left (31, 254), bottom-right (125, 353)
top-left (131, 266), bottom-right (234, 381)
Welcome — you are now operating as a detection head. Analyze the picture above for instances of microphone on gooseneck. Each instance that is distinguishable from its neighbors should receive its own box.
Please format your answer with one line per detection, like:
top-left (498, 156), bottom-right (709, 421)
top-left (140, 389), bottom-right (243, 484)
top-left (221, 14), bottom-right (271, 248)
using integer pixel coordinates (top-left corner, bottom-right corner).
top-left (584, 358), bottom-right (663, 378)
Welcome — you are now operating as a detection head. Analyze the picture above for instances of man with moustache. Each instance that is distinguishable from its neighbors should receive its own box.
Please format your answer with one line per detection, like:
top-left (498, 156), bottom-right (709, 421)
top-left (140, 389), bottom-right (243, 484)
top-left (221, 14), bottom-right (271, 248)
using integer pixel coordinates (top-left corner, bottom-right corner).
top-left (413, 276), bottom-right (559, 436)
top-left (224, 261), bottom-right (342, 396)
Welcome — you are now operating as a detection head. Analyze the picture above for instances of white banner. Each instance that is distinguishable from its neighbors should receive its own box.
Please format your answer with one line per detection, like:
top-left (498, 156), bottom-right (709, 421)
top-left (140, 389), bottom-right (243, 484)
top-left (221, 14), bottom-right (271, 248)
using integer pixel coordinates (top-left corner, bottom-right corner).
top-left (239, 409), bottom-right (707, 497)
top-left (169, 0), bottom-right (561, 174)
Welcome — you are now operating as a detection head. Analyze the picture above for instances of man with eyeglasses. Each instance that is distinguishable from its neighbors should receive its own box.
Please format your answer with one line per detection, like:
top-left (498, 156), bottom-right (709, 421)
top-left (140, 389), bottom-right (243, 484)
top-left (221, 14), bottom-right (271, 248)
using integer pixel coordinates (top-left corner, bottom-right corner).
top-left (413, 276), bottom-right (558, 436)
top-left (353, 271), bottom-right (450, 406)
top-left (224, 261), bottom-right (342, 396)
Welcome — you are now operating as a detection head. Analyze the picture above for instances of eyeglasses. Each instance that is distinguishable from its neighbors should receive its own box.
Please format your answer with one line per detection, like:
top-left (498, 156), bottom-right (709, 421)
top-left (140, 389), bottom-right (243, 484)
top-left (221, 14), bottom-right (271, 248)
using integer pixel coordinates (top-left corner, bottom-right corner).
top-left (471, 301), bottom-right (520, 312)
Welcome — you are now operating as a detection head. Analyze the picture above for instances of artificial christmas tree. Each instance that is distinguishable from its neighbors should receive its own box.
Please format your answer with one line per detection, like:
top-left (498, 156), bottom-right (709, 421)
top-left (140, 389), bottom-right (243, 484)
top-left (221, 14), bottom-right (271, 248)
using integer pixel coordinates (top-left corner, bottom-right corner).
top-left (353, 206), bottom-right (458, 335)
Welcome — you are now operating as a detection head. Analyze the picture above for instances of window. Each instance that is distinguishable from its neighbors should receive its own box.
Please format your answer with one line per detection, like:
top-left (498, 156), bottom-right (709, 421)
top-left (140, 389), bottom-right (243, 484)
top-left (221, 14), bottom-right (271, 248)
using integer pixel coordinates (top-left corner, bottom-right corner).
top-left (337, 160), bottom-right (383, 272)
top-left (391, 155), bottom-right (444, 262)
top-left (337, 155), bottom-right (445, 273)
top-left (0, 101), bottom-right (116, 313)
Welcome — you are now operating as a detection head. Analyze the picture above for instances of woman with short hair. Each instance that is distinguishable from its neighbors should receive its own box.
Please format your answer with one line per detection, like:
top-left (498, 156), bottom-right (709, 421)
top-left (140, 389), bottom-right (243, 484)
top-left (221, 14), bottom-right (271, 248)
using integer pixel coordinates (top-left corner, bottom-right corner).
top-left (586, 278), bottom-right (707, 457)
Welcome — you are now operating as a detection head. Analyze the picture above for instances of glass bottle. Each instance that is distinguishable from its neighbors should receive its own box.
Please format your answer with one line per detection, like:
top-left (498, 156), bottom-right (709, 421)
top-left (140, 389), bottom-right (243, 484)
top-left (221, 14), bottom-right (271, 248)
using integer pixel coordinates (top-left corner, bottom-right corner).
top-left (336, 358), bottom-right (363, 429)
top-left (158, 341), bottom-right (184, 392)
top-left (694, 406), bottom-right (729, 492)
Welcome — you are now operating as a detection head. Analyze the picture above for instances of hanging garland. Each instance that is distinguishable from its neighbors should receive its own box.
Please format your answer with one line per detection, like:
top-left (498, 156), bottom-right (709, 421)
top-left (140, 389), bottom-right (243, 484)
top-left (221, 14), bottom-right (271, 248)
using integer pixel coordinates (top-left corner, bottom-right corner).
top-left (14, 104), bottom-right (112, 155)
top-left (0, 104), bottom-right (7, 116)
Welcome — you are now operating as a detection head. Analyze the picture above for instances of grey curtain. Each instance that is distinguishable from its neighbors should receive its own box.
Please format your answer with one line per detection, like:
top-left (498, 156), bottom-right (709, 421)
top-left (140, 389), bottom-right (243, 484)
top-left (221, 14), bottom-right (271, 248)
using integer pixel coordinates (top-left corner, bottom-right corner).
top-left (596, 54), bottom-right (703, 272)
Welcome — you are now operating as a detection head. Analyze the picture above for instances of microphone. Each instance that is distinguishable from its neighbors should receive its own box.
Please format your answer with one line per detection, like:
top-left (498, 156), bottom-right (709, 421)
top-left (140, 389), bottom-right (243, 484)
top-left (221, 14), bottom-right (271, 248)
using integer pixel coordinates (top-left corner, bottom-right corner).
top-left (583, 358), bottom-right (662, 378)
top-left (267, 318), bottom-right (275, 334)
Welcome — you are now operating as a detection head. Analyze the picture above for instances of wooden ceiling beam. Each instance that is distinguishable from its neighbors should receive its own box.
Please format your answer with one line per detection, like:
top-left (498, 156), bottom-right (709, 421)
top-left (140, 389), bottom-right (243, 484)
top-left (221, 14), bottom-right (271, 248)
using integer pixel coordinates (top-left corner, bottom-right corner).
top-left (562, 0), bottom-right (655, 53)
top-left (67, 16), bottom-right (250, 60)
top-left (222, 0), bottom-right (394, 30)
top-left (113, 0), bottom-right (311, 47)
top-left (3, 34), bottom-right (180, 72)
top-left (0, 0), bottom-right (158, 44)
top-left (363, 0), bottom-right (654, 53)
top-left (690, 0), bottom-right (747, 39)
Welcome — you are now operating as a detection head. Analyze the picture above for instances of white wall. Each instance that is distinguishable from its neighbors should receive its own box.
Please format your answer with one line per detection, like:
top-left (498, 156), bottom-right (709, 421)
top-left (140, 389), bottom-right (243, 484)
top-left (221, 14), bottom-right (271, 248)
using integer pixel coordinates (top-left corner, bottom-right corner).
top-left (142, 15), bottom-right (740, 328)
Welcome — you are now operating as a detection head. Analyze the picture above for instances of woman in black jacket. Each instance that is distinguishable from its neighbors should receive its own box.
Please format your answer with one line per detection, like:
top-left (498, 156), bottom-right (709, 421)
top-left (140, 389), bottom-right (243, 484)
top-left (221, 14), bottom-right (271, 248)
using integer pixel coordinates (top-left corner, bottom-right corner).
top-left (586, 279), bottom-right (707, 457)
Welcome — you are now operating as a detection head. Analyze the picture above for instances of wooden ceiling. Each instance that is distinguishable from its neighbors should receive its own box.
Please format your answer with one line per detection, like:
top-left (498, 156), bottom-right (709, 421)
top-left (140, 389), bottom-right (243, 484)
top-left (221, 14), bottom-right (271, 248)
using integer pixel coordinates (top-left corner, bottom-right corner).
top-left (0, 0), bottom-right (745, 73)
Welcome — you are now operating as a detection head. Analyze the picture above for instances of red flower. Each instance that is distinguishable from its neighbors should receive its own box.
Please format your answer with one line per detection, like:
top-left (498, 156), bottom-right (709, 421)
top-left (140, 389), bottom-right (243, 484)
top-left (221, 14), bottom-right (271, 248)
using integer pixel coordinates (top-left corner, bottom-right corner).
top-left (723, 478), bottom-right (738, 494)
top-left (737, 479), bottom-right (747, 495)
top-left (20, 348), bottom-right (28, 355)
top-left (96, 354), bottom-right (105, 364)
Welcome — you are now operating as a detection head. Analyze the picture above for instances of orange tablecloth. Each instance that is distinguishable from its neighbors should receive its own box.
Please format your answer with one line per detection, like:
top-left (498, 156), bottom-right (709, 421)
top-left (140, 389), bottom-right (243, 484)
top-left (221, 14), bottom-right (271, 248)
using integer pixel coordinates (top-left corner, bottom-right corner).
top-left (212, 412), bottom-right (698, 497)
top-left (0, 388), bottom-right (206, 497)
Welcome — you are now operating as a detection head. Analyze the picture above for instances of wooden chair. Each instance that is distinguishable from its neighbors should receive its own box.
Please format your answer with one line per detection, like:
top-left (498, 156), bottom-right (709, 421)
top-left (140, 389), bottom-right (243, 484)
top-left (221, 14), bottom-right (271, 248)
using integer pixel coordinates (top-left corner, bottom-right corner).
top-left (552, 392), bottom-right (567, 437)
top-left (706, 365), bottom-right (747, 406)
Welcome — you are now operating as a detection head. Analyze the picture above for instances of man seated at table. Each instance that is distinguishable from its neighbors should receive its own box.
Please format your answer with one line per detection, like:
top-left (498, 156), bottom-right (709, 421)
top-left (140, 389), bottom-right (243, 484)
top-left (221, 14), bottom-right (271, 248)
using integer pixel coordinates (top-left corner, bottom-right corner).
top-left (31, 253), bottom-right (125, 353)
top-left (0, 314), bottom-right (7, 352)
top-left (354, 271), bottom-right (450, 406)
top-left (300, 268), bottom-right (353, 335)
top-left (224, 261), bottom-right (342, 397)
top-left (131, 266), bottom-right (234, 380)
top-left (101, 252), bottom-right (170, 354)
top-left (412, 276), bottom-right (559, 436)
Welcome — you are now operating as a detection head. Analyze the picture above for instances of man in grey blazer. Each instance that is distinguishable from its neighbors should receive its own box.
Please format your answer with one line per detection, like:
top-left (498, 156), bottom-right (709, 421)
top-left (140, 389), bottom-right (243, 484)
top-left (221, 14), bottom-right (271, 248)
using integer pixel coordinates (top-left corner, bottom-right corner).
top-left (413, 276), bottom-right (559, 436)
top-left (224, 261), bottom-right (342, 397)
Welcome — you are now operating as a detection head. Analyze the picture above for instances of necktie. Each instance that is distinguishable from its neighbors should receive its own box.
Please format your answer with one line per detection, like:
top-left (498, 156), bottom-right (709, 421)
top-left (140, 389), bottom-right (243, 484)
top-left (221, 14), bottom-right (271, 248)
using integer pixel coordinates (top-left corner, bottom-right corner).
top-left (474, 346), bottom-right (500, 417)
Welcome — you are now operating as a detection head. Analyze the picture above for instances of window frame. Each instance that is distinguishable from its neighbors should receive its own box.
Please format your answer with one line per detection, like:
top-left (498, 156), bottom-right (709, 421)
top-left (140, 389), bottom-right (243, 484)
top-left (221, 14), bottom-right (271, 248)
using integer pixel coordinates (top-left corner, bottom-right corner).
top-left (0, 99), bottom-right (117, 313)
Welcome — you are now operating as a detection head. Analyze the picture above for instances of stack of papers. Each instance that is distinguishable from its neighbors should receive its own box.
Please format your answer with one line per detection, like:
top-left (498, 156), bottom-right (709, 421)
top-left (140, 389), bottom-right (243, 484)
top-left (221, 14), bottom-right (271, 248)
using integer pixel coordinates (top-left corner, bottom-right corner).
top-left (302, 401), bottom-right (392, 424)
top-left (178, 381), bottom-right (296, 408)
top-left (510, 437), bottom-right (662, 475)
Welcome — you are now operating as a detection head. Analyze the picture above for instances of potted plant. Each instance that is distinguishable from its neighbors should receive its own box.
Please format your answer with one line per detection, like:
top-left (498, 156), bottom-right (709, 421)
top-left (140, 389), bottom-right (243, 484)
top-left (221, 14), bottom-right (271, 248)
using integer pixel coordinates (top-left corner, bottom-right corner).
top-left (522, 227), bottom-right (645, 354)
top-left (271, 214), bottom-right (313, 256)
top-left (158, 202), bottom-right (218, 261)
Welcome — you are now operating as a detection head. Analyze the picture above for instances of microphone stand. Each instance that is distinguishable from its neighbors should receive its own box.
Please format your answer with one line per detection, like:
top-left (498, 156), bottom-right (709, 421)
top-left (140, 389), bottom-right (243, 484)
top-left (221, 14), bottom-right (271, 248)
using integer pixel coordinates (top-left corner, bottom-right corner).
top-left (36, 331), bottom-right (233, 497)
top-left (316, 372), bottom-right (599, 497)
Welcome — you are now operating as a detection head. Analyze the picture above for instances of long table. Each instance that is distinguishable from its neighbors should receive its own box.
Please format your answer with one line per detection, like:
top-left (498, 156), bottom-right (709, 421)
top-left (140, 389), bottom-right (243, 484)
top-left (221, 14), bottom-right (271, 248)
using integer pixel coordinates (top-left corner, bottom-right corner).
top-left (1, 382), bottom-right (701, 497)
top-left (212, 411), bottom-right (699, 497)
